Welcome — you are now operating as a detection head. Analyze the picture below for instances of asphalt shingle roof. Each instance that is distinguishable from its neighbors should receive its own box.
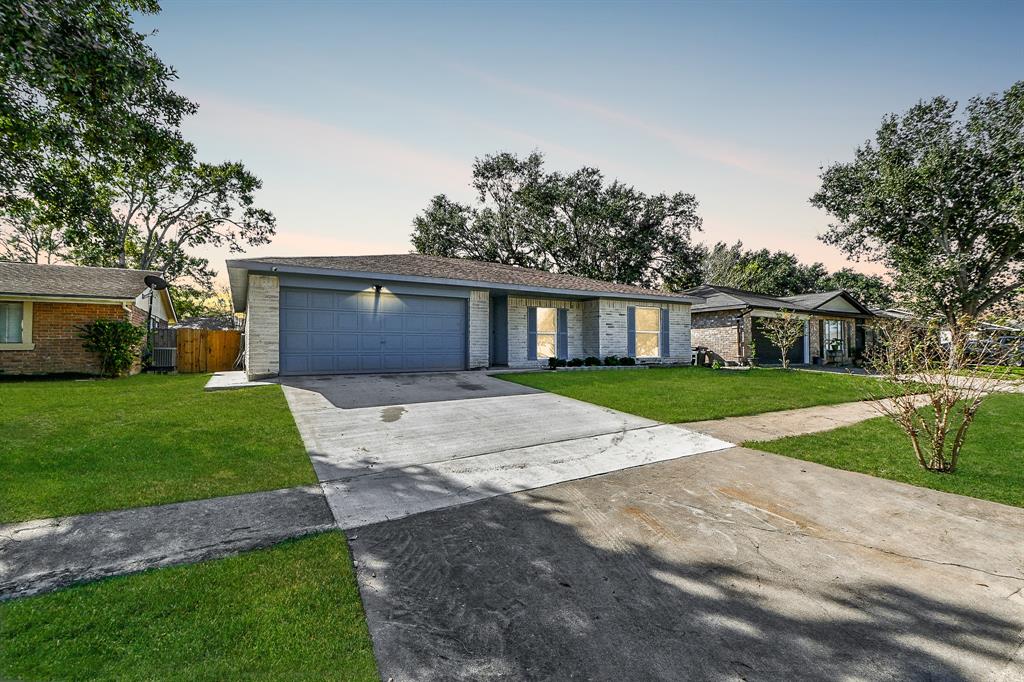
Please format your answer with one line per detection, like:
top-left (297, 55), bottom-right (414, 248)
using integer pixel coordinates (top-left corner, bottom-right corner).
top-left (230, 253), bottom-right (694, 300)
top-left (685, 284), bottom-right (816, 313)
top-left (0, 261), bottom-right (162, 299)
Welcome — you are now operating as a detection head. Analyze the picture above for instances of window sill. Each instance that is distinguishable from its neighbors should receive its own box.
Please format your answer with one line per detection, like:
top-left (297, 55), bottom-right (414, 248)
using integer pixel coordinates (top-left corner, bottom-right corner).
top-left (0, 342), bottom-right (35, 351)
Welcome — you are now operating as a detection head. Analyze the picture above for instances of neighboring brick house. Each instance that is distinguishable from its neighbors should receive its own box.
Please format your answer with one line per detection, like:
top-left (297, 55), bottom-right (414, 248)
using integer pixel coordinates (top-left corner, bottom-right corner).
top-left (684, 284), bottom-right (875, 366)
top-left (0, 262), bottom-right (176, 375)
top-left (226, 254), bottom-right (700, 379)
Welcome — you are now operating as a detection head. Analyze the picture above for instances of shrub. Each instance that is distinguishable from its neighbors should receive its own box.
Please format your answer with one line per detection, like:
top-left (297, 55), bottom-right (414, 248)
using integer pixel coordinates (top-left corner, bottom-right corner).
top-left (619, 356), bottom-right (636, 366)
top-left (547, 357), bottom-right (567, 369)
top-left (711, 360), bottom-right (722, 370)
top-left (567, 357), bottom-right (584, 367)
top-left (604, 355), bottom-right (620, 366)
top-left (79, 320), bottom-right (147, 377)
top-left (584, 356), bottom-right (601, 366)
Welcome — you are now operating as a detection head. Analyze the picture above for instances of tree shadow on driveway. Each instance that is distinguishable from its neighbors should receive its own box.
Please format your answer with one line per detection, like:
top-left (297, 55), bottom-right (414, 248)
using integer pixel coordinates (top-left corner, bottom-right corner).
top-left (346, 449), bottom-right (1024, 681)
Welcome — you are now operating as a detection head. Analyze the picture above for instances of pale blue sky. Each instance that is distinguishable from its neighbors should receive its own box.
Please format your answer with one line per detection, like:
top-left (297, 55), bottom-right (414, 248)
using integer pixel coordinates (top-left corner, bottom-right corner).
top-left (139, 0), bottom-right (1024, 279)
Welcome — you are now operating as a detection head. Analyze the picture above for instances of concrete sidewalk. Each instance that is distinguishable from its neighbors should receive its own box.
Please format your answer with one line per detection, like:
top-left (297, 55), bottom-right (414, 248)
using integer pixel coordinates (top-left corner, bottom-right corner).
top-left (0, 485), bottom-right (333, 600)
top-left (680, 396), bottom-right (932, 444)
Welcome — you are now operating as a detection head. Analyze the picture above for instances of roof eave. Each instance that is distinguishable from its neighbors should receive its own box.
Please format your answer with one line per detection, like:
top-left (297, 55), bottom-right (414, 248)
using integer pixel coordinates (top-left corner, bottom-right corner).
top-left (226, 259), bottom-right (701, 305)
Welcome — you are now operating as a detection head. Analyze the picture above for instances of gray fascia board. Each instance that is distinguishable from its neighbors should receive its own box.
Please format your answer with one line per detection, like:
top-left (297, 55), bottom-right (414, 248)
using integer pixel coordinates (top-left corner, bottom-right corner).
top-left (226, 259), bottom-right (702, 305)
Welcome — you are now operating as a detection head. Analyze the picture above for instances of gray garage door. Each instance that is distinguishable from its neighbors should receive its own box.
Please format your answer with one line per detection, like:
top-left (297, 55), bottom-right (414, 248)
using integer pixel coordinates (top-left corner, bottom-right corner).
top-left (752, 318), bottom-right (805, 365)
top-left (279, 287), bottom-right (466, 375)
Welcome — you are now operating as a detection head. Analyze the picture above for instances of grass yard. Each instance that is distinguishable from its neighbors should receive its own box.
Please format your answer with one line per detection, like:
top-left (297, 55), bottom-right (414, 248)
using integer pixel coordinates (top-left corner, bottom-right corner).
top-left (0, 532), bottom-right (378, 681)
top-left (0, 374), bottom-right (314, 523)
top-left (749, 393), bottom-right (1024, 508)
top-left (499, 367), bottom-right (894, 423)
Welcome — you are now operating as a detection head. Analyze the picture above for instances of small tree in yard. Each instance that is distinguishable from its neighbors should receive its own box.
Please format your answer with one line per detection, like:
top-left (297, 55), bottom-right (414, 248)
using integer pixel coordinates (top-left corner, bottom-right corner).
top-left (80, 320), bottom-right (146, 377)
top-left (758, 310), bottom-right (806, 369)
top-left (865, 317), bottom-right (1020, 472)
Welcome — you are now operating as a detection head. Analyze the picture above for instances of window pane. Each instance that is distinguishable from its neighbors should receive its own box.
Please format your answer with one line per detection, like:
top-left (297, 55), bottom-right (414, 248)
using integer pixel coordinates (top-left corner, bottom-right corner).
top-left (0, 302), bottom-right (22, 343)
top-left (636, 307), bottom-right (661, 332)
top-left (536, 333), bottom-right (556, 359)
top-left (536, 307), bottom-right (557, 333)
top-left (636, 332), bottom-right (660, 358)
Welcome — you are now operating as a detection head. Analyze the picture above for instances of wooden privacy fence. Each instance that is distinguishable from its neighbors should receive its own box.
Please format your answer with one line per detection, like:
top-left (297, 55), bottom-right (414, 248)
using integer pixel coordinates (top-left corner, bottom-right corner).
top-left (175, 329), bottom-right (242, 373)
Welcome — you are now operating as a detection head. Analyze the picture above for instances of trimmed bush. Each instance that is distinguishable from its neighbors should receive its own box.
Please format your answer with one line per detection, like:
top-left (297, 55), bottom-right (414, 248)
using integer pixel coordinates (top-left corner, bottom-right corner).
top-left (547, 357), bottom-right (567, 369)
top-left (619, 356), bottom-right (636, 366)
top-left (604, 355), bottom-right (620, 366)
top-left (79, 320), bottom-right (146, 377)
top-left (584, 356), bottom-right (601, 366)
top-left (567, 357), bottom-right (584, 367)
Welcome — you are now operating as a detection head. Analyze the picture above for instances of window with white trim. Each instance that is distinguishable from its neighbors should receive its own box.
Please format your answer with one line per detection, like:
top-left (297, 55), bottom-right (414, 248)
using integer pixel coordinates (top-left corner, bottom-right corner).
top-left (536, 307), bottom-right (557, 359)
top-left (0, 302), bottom-right (24, 343)
top-left (823, 320), bottom-right (844, 351)
top-left (635, 307), bottom-right (661, 357)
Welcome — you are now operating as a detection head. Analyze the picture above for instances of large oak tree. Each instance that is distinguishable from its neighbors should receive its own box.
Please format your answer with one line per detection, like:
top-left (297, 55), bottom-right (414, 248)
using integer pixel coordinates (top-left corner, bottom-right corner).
top-left (412, 152), bottom-right (705, 290)
top-left (811, 81), bottom-right (1024, 322)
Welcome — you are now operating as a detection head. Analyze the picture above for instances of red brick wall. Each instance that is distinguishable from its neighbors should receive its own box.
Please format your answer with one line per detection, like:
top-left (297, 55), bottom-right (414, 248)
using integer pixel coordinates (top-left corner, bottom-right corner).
top-left (0, 302), bottom-right (138, 375)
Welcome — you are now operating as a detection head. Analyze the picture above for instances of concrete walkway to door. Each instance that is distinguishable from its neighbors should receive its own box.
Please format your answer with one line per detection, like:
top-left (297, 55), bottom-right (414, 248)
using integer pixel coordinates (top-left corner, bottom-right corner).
top-left (281, 372), bottom-right (733, 529)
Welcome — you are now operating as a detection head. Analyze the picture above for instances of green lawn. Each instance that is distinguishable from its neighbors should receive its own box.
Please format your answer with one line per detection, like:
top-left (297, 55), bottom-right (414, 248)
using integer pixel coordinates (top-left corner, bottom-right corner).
top-left (749, 393), bottom-right (1024, 508)
top-left (499, 367), bottom-right (894, 423)
top-left (0, 374), bottom-right (315, 523)
top-left (0, 532), bottom-right (378, 681)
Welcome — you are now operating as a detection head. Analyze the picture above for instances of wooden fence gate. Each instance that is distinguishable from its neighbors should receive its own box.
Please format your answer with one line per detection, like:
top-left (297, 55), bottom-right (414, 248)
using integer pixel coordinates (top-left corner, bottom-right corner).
top-left (175, 329), bottom-right (242, 373)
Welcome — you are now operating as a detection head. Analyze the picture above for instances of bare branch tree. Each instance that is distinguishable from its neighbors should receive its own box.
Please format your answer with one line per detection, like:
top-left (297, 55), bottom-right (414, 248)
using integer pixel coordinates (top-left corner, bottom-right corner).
top-left (757, 309), bottom-right (806, 369)
top-left (865, 317), bottom-right (1021, 472)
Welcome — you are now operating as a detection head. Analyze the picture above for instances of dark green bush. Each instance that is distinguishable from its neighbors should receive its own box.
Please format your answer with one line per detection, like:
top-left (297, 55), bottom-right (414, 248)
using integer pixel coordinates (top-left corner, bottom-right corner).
top-left (604, 355), bottom-right (620, 366)
top-left (547, 357), bottom-right (567, 369)
top-left (619, 356), bottom-right (636, 365)
top-left (80, 320), bottom-right (146, 377)
top-left (567, 357), bottom-right (584, 367)
top-left (584, 356), bottom-right (601, 366)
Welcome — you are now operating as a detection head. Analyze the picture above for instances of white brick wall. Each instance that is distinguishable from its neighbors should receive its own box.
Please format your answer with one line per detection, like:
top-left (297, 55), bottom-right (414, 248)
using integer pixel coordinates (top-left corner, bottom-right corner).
top-left (582, 300), bottom-right (601, 358)
top-left (595, 299), bottom-right (691, 363)
top-left (506, 296), bottom-right (583, 369)
top-left (244, 274), bottom-right (280, 379)
top-left (468, 289), bottom-right (489, 369)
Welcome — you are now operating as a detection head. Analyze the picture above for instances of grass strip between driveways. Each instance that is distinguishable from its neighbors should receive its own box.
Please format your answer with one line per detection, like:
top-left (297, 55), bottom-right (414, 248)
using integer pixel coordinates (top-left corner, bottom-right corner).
top-left (498, 366), bottom-right (896, 423)
top-left (748, 393), bottom-right (1024, 508)
top-left (0, 373), bottom-right (315, 523)
top-left (0, 532), bottom-right (378, 681)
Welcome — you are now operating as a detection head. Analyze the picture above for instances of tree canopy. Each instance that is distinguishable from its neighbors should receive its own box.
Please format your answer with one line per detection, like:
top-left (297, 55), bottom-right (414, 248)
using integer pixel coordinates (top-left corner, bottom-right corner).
top-left (411, 151), bottom-right (705, 290)
top-left (0, 0), bottom-right (275, 315)
top-left (700, 241), bottom-right (895, 307)
top-left (812, 81), bottom-right (1024, 322)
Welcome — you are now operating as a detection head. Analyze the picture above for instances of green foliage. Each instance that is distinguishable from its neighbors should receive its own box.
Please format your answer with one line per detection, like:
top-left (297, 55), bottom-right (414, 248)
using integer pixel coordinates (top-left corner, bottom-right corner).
top-left (412, 151), bottom-right (705, 290)
top-left (701, 240), bottom-right (895, 306)
top-left (567, 357), bottom-right (584, 367)
top-left (711, 360), bottom-right (723, 370)
top-left (547, 357), bottom-right (567, 369)
top-left (604, 355), bottom-right (620, 366)
top-left (584, 356), bottom-right (601, 366)
top-left (619, 356), bottom-right (636, 366)
top-left (78, 319), bottom-right (146, 377)
top-left (812, 81), bottom-right (1024, 321)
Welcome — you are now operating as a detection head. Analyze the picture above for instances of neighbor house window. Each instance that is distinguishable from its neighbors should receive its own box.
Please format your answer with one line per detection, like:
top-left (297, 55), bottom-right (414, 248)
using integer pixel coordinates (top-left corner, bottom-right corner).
top-left (536, 307), bottom-right (557, 359)
top-left (0, 301), bottom-right (24, 344)
top-left (635, 307), bottom-right (661, 357)
top-left (823, 320), bottom-right (844, 351)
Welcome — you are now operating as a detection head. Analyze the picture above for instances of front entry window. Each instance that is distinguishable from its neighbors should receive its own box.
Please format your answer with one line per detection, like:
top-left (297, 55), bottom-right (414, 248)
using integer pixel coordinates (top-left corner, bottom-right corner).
top-left (635, 307), bottom-right (661, 358)
top-left (536, 307), bottom-right (557, 359)
top-left (824, 320), bottom-right (844, 351)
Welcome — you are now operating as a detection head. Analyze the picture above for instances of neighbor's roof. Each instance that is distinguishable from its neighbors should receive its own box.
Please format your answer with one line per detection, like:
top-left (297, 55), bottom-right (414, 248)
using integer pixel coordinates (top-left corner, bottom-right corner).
top-left (0, 261), bottom-right (164, 300)
top-left (780, 290), bottom-right (874, 316)
top-left (684, 284), bottom-right (816, 314)
top-left (226, 253), bottom-right (702, 311)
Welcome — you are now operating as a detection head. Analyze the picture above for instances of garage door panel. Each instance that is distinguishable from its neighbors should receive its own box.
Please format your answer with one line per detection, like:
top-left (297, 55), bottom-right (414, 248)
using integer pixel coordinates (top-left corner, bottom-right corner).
top-left (280, 287), bottom-right (466, 376)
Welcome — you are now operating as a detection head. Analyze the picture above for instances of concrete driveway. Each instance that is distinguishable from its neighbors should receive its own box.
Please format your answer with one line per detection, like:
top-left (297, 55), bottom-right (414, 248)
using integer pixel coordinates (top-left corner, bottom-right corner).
top-left (351, 446), bottom-right (1024, 681)
top-left (281, 372), bottom-right (731, 528)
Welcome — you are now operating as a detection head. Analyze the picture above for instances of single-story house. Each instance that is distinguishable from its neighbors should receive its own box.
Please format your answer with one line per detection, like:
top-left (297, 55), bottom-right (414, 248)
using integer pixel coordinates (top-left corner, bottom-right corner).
top-left (684, 284), bottom-right (875, 366)
top-left (0, 261), bottom-right (175, 375)
top-left (226, 254), bottom-right (701, 379)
